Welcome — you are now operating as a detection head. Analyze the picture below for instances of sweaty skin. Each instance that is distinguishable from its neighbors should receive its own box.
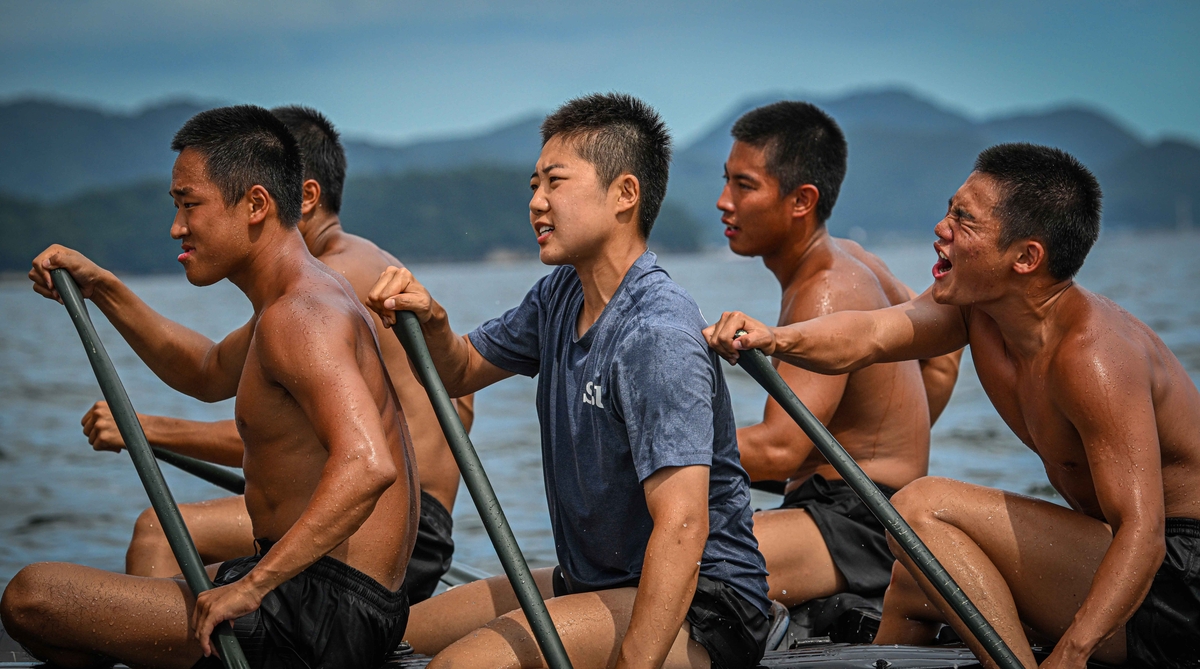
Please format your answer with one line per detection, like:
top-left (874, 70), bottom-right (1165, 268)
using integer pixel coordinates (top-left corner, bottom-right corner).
top-left (0, 147), bottom-right (418, 669)
top-left (364, 134), bottom-right (713, 669)
top-left (718, 139), bottom-right (938, 607)
top-left (80, 177), bottom-right (469, 577)
top-left (705, 172), bottom-right (1200, 669)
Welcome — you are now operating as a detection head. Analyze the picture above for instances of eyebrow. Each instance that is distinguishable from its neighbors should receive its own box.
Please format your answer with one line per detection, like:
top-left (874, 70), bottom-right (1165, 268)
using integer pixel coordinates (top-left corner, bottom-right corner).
top-left (534, 163), bottom-right (567, 177)
top-left (948, 198), bottom-right (975, 221)
top-left (170, 186), bottom-right (194, 197)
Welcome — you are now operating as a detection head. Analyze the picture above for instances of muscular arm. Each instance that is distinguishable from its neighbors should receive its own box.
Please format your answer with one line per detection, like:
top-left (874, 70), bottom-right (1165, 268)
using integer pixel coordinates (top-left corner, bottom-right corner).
top-left (81, 402), bottom-right (244, 467)
top-left (1049, 344), bottom-right (1166, 663)
top-left (706, 289), bottom-right (969, 374)
top-left (617, 465), bottom-right (709, 669)
top-left (367, 266), bottom-right (512, 396)
top-left (920, 348), bottom-right (963, 424)
top-left (738, 361), bottom-right (847, 481)
top-left (30, 245), bottom-right (251, 402)
top-left (245, 306), bottom-right (400, 590)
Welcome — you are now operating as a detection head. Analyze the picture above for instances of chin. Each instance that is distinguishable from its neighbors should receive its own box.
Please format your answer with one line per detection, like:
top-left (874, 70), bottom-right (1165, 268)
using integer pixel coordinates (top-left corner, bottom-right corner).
top-left (182, 265), bottom-right (223, 287)
top-left (538, 246), bottom-right (568, 267)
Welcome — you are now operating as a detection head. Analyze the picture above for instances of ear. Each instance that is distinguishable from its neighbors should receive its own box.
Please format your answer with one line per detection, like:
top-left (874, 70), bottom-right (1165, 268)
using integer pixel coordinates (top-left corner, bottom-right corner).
top-left (789, 184), bottom-right (820, 221)
top-left (1012, 239), bottom-right (1047, 275)
top-left (301, 179), bottom-right (322, 216)
top-left (612, 173), bottom-right (640, 218)
top-left (246, 185), bottom-right (272, 226)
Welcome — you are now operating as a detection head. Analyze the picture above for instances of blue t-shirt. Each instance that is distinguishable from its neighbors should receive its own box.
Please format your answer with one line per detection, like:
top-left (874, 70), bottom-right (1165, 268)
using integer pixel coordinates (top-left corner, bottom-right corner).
top-left (469, 251), bottom-right (770, 614)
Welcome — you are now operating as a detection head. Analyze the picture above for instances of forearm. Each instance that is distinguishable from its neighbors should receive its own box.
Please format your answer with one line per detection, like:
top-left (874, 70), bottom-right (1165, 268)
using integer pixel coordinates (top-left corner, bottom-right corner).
top-left (771, 311), bottom-right (885, 374)
top-left (1059, 522), bottom-right (1163, 657)
top-left (419, 301), bottom-right (482, 397)
top-left (244, 459), bottom-right (395, 592)
top-left (140, 416), bottom-right (244, 467)
top-left (89, 273), bottom-right (227, 399)
top-left (617, 521), bottom-right (706, 669)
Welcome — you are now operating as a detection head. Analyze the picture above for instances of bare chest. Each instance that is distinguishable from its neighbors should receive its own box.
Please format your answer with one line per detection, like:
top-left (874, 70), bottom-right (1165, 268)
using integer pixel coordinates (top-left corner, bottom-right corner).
top-left (968, 318), bottom-right (1103, 514)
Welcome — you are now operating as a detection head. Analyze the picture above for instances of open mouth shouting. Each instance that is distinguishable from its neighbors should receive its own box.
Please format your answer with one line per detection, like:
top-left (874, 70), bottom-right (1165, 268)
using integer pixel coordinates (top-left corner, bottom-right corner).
top-left (535, 224), bottom-right (555, 245)
top-left (933, 245), bottom-right (953, 279)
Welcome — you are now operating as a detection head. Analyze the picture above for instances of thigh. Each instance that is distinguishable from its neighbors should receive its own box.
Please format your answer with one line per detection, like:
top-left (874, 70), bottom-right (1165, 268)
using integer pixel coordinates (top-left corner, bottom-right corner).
top-left (180, 496), bottom-right (256, 562)
top-left (3, 562), bottom-right (203, 669)
top-left (431, 587), bottom-right (708, 669)
top-left (753, 508), bottom-right (845, 606)
top-left (406, 566), bottom-right (557, 654)
top-left (900, 478), bottom-right (1117, 646)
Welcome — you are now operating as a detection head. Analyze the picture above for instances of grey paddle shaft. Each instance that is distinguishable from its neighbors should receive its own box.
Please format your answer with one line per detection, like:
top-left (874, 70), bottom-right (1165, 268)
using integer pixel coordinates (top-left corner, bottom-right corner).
top-left (735, 345), bottom-right (1024, 669)
top-left (393, 311), bottom-right (574, 669)
top-left (152, 447), bottom-right (246, 494)
top-left (51, 269), bottom-right (250, 669)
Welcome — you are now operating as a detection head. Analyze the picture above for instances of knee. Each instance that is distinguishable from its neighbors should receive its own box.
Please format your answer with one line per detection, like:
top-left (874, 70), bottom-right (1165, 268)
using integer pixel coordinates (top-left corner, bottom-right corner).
top-left (890, 476), bottom-right (956, 525)
top-left (129, 507), bottom-right (167, 547)
top-left (1, 564), bottom-right (56, 640)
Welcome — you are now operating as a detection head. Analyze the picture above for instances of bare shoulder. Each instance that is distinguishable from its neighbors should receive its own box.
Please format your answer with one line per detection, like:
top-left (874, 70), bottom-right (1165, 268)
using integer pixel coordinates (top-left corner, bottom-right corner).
top-left (1048, 289), bottom-right (1156, 398)
top-left (318, 233), bottom-right (402, 300)
top-left (254, 269), bottom-right (362, 373)
top-left (782, 245), bottom-right (891, 323)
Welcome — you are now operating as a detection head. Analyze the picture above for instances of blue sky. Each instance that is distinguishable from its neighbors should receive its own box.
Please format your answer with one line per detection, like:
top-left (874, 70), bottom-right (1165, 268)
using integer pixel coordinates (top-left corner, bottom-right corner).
top-left (2, 0), bottom-right (1197, 145)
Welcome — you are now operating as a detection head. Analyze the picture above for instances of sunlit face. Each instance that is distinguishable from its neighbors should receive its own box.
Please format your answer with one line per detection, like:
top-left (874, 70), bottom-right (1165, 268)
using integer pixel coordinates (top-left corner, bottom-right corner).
top-left (931, 172), bottom-right (1016, 305)
top-left (169, 148), bottom-right (250, 286)
top-left (717, 141), bottom-right (796, 257)
top-left (528, 135), bottom-right (620, 266)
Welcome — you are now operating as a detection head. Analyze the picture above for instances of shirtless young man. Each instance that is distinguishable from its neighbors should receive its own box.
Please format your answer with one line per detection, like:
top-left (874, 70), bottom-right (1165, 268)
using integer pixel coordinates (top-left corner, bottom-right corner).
top-left (706, 143), bottom-right (1200, 669)
top-left (717, 101), bottom-right (961, 609)
top-left (1, 106), bottom-right (418, 669)
top-left (367, 93), bottom-right (771, 669)
top-left (79, 105), bottom-right (469, 602)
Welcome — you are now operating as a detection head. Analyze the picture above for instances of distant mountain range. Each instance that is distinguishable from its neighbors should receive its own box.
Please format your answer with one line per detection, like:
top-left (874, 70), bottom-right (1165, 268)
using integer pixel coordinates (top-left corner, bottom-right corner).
top-left (1, 89), bottom-right (1196, 264)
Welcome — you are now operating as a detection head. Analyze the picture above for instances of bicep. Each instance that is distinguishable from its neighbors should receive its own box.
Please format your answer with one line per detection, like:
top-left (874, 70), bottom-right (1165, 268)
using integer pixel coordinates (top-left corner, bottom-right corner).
top-left (457, 336), bottom-right (515, 395)
top-left (643, 465), bottom-right (710, 524)
top-left (869, 290), bottom-right (968, 363)
top-left (201, 318), bottom-right (256, 397)
top-left (1057, 355), bottom-right (1164, 529)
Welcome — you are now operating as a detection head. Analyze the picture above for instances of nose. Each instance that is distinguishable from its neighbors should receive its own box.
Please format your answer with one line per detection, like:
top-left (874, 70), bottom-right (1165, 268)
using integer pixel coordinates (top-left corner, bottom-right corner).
top-left (716, 182), bottom-right (734, 214)
top-left (934, 216), bottom-right (952, 242)
top-left (170, 210), bottom-right (187, 240)
top-left (529, 185), bottom-right (549, 218)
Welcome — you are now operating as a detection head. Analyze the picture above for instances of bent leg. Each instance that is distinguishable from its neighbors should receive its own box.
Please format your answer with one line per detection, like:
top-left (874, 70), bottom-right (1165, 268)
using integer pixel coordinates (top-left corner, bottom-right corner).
top-left (127, 495), bottom-right (254, 577)
top-left (405, 566), bottom-right (557, 654)
top-left (877, 477), bottom-right (1123, 668)
top-left (428, 587), bottom-right (708, 669)
top-left (1, 562), bottom-right (204, 669)
top-left (753, 508), bottom-right (847, 606)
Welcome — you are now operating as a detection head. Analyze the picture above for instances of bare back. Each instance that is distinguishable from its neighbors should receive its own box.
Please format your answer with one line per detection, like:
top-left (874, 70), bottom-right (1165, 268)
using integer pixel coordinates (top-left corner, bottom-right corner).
top-left (236, 256), bottom-right (418, 589)
top-left (965, 286), bottom-right (1200, 520)
top-left (776, 240), bottom-right (930, 492)
top-left (315, 231), bottom-right (462, 511)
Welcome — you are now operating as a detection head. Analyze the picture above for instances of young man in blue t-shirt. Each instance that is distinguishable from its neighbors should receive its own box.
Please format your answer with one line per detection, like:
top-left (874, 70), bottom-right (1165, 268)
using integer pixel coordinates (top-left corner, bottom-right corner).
top-left (367, 93), bottom-right (771, 669)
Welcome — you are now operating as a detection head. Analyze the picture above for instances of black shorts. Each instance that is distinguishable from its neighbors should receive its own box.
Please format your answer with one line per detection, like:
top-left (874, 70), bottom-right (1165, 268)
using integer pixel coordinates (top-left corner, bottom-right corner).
top-left (194, 539), bottom-right (409, 669)
top-left (1126, 517), bottom-right (1200, 668)
top-left (402, 490), bottom-right (455, 604)
top-left (779, 474), bottom-right (897, 596)
top-left (551, 567), bottom-right (769, 669)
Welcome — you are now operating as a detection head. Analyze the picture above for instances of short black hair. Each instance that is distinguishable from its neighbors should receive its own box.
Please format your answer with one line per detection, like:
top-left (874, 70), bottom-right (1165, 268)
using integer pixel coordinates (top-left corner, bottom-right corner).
top-left (171, 105), bottom-right (303, 227)
top-left (540, 93), bottom-right (671, 238)
top-left (974, 143), bottom-right (1102, 280)
top-left (271, 105), bottom-right (347, 214)
top-left (730, 101), bottom-right (848, 223)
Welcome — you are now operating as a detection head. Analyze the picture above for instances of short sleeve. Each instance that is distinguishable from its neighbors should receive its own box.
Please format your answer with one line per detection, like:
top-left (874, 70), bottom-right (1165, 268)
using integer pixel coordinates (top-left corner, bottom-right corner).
top-left (613, 325), bottom-right (716, 481)
top-left (467, 277), bottom-right (547, 377)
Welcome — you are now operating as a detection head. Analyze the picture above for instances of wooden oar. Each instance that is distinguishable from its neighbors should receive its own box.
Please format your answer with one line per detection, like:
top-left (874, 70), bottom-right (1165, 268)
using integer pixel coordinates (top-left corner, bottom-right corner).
top-left (392, 311), bottom-right (574, 669)
top-left (51, 269), bottom-right (249, 669)
top-left (733, 339), bottom-right (1024, 669)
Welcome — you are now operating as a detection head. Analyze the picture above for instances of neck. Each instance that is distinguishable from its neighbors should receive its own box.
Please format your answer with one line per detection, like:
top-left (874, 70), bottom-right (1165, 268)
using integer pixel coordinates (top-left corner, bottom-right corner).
top-left (227, 224), bottom-right (312, 313)
top-left (298, 210), bottom-right (345, 258)
top-left (762, 217), bottom-right (829, 288)
top-left (573, 235), bottom-right (648, 332)
top-left (976, 277), bottom-right (1077, 359)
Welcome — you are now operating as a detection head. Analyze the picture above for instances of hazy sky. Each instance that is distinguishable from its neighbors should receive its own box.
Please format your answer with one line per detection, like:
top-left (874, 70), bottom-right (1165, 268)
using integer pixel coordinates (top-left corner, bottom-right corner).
top-left (2, 0), bottom-right (1197, 145)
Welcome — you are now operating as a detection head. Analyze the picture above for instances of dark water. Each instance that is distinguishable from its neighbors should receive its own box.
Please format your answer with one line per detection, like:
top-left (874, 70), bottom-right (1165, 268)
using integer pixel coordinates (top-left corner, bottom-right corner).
top-left (2, 231), bottom-right (1198, 588)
